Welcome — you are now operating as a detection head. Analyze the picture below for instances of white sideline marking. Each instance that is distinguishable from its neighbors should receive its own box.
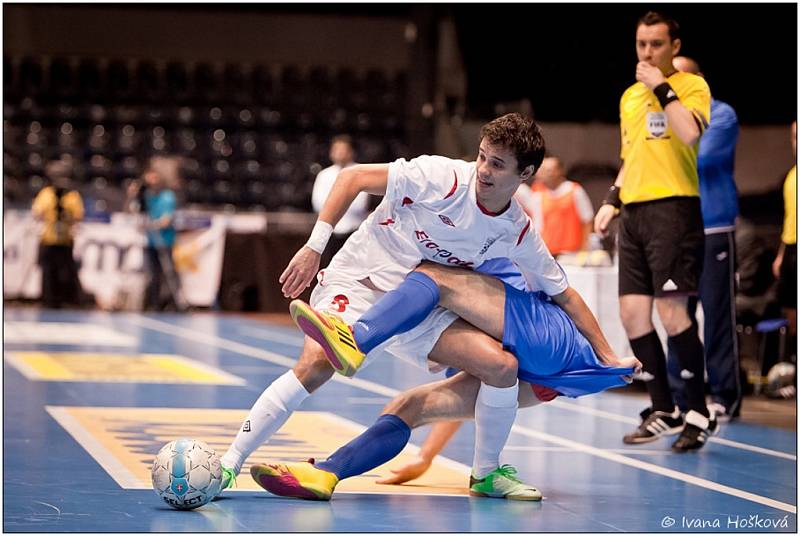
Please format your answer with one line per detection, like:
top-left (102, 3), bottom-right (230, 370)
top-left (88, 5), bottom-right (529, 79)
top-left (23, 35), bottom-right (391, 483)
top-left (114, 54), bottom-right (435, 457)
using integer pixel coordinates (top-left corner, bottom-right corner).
top-left (548, 399), bottom-right (797, 461)
top-left (126, 316), bottom-right (398, 397)
top-left (46, 406), bottom-right (141, 489)
top-left (127, 316), bottom-right (797, 514)
top-left (510, 423), bottom-right (796, 514)
top-left (504, 445), bottom-right (671, 456)
top-left (237, 326), bottom-right (305, 347)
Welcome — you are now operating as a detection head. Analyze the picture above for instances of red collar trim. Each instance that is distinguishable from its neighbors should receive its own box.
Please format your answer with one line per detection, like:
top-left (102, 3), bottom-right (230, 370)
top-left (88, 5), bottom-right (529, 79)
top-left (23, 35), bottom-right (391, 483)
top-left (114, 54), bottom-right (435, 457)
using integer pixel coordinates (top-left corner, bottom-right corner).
top-left (476, 198), bottom-right (510, 216)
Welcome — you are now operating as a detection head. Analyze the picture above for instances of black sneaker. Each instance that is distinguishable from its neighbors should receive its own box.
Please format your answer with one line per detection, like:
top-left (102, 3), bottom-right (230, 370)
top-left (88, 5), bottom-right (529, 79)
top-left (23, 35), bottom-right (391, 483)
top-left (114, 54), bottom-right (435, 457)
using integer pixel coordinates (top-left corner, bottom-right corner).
top-left (623, 407), bottom-right (684, 444)
top-left (671, 410), bottom-right (719, 452)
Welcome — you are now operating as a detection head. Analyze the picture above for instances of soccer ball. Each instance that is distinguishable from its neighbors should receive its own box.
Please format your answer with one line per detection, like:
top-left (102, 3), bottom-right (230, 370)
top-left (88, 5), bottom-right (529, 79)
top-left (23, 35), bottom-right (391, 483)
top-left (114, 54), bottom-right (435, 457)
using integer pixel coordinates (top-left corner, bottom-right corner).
top-left (765, 362), bottom-right (796, 399)
top-left (151, 438), bottom-right (222, 510)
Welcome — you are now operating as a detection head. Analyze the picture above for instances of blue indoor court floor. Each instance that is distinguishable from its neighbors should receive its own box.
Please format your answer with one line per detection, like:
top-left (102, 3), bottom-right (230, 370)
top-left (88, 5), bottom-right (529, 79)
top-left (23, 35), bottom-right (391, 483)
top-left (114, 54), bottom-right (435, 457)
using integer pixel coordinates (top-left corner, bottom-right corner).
top-left (3, 307), bottom-right (797, 532)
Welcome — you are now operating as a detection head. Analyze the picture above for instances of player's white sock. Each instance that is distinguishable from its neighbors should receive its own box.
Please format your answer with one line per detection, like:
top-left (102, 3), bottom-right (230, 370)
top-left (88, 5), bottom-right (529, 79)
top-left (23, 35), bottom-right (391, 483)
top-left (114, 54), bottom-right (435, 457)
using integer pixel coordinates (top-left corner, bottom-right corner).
top-left (472, 380), bottom-right (519, 478)
top-left (220, 370), bottom-right (309, 474)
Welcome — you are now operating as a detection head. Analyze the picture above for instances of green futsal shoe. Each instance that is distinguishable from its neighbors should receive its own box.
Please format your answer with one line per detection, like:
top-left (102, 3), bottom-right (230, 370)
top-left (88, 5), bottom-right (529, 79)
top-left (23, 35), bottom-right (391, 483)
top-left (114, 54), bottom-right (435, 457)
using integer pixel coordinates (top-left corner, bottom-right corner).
top-left (469, 464), bottom-right (542, 501)
top-left (216, 465), bottom-right (237, 497)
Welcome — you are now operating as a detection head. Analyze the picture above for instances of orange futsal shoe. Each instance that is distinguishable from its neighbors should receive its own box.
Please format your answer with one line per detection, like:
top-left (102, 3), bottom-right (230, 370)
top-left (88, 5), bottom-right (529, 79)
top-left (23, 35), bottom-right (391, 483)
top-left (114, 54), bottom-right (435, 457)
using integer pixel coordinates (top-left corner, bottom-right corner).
top-left (250, 459), bottom-right (339, 501)
top-left (290, 299), bottom-right (365, 377)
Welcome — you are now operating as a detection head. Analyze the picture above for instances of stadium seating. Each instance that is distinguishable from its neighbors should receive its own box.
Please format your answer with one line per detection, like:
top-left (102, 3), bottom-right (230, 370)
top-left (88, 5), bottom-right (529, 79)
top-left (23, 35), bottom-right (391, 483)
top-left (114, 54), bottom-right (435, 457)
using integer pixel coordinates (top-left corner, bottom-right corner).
top-left (3, 56), bottom-right (408, 211)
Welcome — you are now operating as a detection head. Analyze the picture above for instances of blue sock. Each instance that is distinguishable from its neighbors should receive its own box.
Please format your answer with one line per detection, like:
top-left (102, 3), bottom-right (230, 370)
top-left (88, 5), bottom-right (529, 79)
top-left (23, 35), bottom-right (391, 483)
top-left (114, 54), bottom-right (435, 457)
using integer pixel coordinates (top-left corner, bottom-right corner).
top-left (315, 414), bottom-right (411, 480)
top-left (352, 272), bottom-right (440, 353)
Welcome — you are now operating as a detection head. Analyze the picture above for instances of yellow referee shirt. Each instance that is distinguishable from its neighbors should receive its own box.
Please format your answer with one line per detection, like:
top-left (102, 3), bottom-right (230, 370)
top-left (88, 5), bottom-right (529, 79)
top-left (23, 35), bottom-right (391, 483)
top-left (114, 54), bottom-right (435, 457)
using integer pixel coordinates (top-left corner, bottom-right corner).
top-left (782, 165), bottom-right (796, 245)
top-left (31, 186), bottom-right (84, 246)
top-left (619, 71), bottom-right (711, 204)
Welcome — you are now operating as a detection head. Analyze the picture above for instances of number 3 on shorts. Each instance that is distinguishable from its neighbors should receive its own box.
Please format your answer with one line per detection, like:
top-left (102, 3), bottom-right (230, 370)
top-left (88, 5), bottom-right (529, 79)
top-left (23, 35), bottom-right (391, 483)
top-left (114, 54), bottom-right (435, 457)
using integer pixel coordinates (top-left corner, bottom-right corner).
top-left (331, 294), bottom-right (349, 313)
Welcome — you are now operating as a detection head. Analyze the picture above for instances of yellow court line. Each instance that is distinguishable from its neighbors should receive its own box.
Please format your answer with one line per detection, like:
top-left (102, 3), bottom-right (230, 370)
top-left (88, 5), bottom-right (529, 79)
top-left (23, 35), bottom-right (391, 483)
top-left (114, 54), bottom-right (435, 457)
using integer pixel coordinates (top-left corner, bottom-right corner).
top-left (46, 406), bottom-right (470, 497)
top-left (19, 352), bottom-right (76, 380)
top-left (144, 355), bottom-right (230, 383)
top-left (7, 351), bottom-right (244, 385)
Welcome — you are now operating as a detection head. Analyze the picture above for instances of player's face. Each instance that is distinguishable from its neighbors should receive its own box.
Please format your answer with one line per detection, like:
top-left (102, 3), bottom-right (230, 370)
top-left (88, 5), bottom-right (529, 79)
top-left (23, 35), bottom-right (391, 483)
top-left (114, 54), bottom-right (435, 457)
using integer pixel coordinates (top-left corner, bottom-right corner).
top-left (476, 139), bottom-right (531, 204)
top-left (636, 23), bottom-right (680, 73)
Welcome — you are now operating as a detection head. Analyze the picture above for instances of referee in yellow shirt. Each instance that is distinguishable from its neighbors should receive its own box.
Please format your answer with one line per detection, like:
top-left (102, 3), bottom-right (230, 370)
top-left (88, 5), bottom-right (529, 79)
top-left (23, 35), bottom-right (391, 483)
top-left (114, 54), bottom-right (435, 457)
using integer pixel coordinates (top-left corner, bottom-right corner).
top-left (773, 121), bottom-right (797, 339)
top-left (595, 12), bottom-right (714, 451)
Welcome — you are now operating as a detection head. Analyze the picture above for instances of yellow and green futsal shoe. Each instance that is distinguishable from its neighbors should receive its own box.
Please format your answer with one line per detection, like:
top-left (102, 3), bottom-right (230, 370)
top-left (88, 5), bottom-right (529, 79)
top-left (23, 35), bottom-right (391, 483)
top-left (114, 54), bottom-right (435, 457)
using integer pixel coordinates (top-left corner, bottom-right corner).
top-left (290, 299), bottom-right (365, 377)
top-left (220, 466), bottom-right (237, 492)
top-left (250, 459), bottom-right (339, 501)
top-left (469, 464), bottom-right (542, 501)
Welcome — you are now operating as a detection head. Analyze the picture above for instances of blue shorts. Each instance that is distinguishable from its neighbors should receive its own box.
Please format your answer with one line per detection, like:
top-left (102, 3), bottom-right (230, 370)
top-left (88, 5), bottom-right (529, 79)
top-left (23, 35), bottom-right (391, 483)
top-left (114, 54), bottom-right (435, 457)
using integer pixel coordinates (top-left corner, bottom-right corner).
top-left (501, 283), bottom-right (634, 398)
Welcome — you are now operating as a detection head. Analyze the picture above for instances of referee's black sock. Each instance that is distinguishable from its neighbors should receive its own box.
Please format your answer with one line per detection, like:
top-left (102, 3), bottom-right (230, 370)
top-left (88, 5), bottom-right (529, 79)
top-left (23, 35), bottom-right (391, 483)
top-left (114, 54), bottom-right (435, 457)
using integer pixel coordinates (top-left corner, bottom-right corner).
top-left (629, 331), bottom-right (674, 413)
top-left (668, 326), bottom-right (709, 417)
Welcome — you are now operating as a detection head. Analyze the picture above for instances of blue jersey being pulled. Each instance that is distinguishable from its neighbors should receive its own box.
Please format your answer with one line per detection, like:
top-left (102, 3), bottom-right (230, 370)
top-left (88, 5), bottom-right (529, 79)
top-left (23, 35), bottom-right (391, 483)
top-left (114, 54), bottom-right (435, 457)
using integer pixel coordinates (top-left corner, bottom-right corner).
top-left (698, 99), bottom-right (739, 231)
top-left (474, 258), bottom-right (633, 397)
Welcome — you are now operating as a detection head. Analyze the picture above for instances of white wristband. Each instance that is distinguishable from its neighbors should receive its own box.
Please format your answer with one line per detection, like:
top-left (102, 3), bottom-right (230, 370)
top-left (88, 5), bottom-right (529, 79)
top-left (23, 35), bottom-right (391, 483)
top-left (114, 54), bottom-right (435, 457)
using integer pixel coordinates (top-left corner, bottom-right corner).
top-left (306, 221), bottom-right (333, 254)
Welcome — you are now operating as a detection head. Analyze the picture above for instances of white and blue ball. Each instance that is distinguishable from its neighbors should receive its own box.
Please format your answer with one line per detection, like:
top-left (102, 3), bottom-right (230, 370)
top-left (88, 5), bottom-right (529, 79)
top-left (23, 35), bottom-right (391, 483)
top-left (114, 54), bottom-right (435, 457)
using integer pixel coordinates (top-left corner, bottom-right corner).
top-left (151, 438), bottom-right (222, 510)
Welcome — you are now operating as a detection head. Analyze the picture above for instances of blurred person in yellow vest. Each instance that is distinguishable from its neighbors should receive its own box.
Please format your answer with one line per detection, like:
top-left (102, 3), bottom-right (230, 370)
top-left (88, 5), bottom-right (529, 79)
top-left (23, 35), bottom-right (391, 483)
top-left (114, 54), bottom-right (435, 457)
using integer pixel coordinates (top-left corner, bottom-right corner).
top-left (514, 156), bottom-right (594, 256)
top-left (773, 121), bottom-right (797, 337)
top-left (31, 158), bottom-right (85, 308)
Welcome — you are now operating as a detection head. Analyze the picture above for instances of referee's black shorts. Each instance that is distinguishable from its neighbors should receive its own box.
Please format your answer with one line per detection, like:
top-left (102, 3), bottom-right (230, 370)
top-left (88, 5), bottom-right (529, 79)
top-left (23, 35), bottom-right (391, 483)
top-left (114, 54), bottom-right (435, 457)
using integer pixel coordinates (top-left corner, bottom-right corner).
top-left (618, 196), bottom-right (705, 298)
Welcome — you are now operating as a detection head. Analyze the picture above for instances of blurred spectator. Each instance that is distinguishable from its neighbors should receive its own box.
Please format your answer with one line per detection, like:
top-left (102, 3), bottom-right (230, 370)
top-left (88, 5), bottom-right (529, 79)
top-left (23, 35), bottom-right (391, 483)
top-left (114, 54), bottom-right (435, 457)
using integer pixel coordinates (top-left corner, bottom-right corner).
top-left (666, 56), bottom-right (742, 421)
top-left (31, 158), bottom-right (84, 308)
top-left (514, 156), bottom-right (594, 256)
top-left (773, 121), bottom-right (797, 339)
top-left (127, 156), bottom-right (182, 311)
top-left (311, 135), bottom-right (369, 268)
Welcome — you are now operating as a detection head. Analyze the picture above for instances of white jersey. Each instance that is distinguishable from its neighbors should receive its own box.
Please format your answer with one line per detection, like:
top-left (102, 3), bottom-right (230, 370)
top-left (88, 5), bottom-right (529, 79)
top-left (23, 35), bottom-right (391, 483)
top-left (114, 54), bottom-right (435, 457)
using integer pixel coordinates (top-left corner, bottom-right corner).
top-left (322, 155), bottom-right (568, 295)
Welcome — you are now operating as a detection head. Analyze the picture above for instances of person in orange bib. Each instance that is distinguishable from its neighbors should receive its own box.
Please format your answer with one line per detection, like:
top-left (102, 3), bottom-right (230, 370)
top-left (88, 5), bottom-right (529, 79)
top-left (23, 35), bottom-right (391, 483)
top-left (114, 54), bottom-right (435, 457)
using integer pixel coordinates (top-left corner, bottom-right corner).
top-left (514, 156), bottom-right (594, 256)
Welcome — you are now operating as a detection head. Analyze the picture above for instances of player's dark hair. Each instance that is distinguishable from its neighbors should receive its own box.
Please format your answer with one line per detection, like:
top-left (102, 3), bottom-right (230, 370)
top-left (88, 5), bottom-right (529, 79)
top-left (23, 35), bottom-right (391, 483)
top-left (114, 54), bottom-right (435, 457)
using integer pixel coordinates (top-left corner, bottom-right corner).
top-left (637, 11), bottom-right (680, 41)
top-left (480, 113), bottom-right (546, 174)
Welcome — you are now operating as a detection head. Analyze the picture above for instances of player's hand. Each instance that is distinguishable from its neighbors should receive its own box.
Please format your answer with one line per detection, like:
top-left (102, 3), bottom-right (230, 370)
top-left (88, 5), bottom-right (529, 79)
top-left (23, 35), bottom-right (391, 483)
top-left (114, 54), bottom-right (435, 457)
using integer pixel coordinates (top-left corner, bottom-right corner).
top-left (636, 61), bottom-right (666, 90)
top-left (593, 204), bottom-right (618, 237)
top-left (616, 355), bottom-right (642, 383)
top-left (617, 355), bottom-right (642, 373)
top-left (375, 456), bottom-right (432, 485)
top-left (279, 246), bottom-right (321, 298)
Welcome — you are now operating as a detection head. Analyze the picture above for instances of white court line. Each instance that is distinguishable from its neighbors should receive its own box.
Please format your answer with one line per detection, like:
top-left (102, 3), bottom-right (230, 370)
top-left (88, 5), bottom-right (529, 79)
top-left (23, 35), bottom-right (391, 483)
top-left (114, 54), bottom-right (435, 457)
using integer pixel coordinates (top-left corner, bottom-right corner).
top-left (548, 399), bottom-right (797, 461)
top-left (127, 316), bottom-right (797, 514)
top-left (510, 423), bottom-right (796, 514)
top-left (4, 352), bottom-right (41, 380)
top-left (46, 406), bottom-right (141, 489)
top-left (237, 326), bottom-right (305, 347)
top-left (504, 445), bottom-right (671, 456)
top-left (127, 316), bottom-right (399, 397)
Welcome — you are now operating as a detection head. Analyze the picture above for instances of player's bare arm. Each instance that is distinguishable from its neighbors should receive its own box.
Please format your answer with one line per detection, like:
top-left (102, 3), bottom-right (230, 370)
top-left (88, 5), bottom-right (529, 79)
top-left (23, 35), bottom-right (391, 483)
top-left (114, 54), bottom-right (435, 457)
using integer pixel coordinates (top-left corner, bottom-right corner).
top-left (550, 287), bottom-right (637, 370)
top-left (280, 164), bottom-right (390, 298)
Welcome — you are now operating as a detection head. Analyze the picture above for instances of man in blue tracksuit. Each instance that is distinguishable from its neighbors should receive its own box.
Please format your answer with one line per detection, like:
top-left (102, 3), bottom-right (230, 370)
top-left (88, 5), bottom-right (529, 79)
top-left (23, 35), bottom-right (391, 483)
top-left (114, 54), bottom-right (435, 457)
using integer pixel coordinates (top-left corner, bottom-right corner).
top-left (666, 56), bottom-right (741, 420)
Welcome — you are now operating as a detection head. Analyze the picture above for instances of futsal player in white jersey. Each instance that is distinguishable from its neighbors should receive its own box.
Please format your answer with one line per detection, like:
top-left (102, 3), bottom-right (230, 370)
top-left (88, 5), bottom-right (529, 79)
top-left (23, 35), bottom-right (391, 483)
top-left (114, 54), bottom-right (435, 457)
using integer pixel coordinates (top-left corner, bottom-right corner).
top-left (219, 113), bottom-right (619, 500)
